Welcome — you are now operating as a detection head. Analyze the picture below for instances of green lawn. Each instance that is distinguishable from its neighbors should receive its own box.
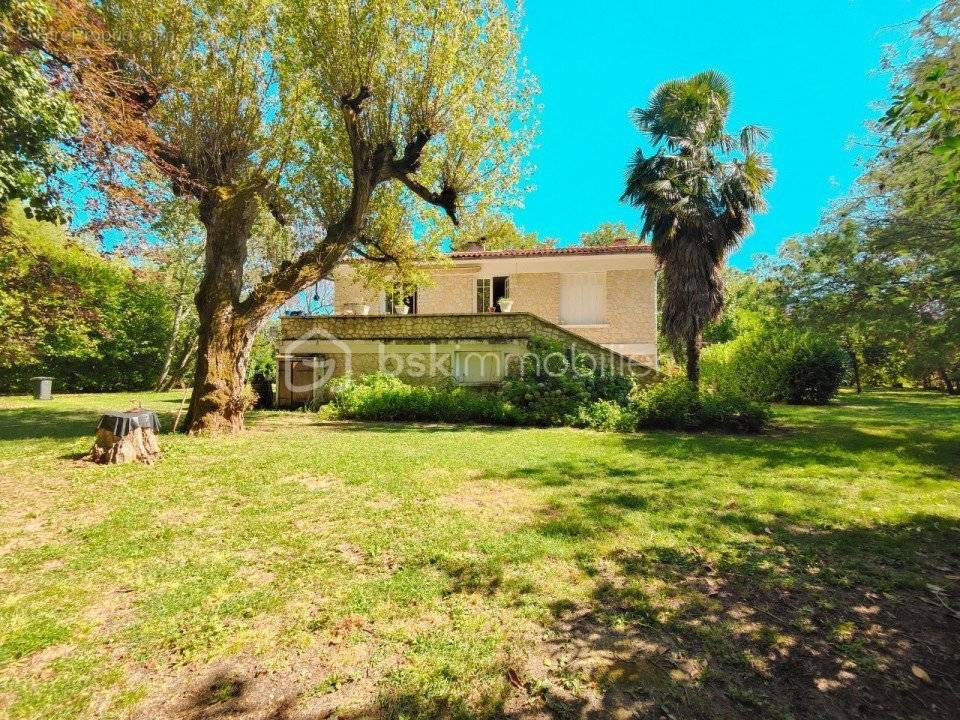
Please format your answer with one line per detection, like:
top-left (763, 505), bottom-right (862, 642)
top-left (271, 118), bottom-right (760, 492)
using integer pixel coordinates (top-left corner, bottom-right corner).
top-left (0, 391), bottom-right (958, 720)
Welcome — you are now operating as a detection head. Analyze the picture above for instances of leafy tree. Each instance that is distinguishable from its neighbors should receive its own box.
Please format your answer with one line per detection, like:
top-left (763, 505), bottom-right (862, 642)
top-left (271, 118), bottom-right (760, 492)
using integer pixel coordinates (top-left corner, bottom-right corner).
top-left (0, 0), bottom-right (79, 221)
top-left (778, 221), bottom-right (959, 393)
top-left (0, 203), bottom-right (171, 391)
top-left (36, 0), bottom-right (535, 432)
top-left (622, 71), bottom-right (774, 385)
top-left (777, 1), bottom-right (960, 394)
top-left (579, 221), bottom-right (642, 247)
top-left (451, 214), bottom-right (549, 251)
top-left (119, 198), bottom-right (204, 391)
top-left (702, 267), bottom-right (782, 345)
top-left (883, 1), bottom-right (960, 186)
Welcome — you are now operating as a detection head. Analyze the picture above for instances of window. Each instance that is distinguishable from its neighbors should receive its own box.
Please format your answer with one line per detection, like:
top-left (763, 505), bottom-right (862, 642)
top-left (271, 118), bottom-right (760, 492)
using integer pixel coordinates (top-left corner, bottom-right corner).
top-left (477, 276), bottom-right (510, 313)
top-left (386, 284), bottom-right (417, 314)
top-left (492, 276), bottom-right (510, 310)
top-left (560, 272), bottom-right (606, 325)
top-left (476, 278), bottom-right (491, 313)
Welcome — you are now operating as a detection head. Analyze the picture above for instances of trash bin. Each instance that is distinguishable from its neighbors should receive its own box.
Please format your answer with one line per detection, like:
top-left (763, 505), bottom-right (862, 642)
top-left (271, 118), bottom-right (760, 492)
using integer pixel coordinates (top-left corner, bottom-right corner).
top-left (31, 377), bottom-right (53, 400)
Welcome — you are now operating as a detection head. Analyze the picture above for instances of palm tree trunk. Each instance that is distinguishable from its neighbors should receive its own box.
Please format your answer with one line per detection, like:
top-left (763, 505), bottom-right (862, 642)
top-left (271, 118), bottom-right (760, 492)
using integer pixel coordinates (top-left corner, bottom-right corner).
top-left (685, 334), bottom-right (702, 387)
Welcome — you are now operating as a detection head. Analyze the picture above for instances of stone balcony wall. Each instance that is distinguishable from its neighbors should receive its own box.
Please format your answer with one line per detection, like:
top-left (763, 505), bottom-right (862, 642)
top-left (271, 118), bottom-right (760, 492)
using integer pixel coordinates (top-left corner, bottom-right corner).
top-left (280, 313), bottom-right (655, 377)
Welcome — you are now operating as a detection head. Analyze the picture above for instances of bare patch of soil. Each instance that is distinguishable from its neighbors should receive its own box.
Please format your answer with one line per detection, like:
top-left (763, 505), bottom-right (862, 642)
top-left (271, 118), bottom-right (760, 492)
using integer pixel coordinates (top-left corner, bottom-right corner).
top-left (441, 478), bottom-right (540, 528)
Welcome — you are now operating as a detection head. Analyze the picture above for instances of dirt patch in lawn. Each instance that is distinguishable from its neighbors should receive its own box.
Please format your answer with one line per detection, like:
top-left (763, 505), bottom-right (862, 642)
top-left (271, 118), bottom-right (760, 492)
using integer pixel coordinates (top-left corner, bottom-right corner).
top-left (440, 478), bottom-right (540, 528)
top-left (285, 473), bottom-right (339, 492)
top-left (131, 641), bottom-right (392, 720)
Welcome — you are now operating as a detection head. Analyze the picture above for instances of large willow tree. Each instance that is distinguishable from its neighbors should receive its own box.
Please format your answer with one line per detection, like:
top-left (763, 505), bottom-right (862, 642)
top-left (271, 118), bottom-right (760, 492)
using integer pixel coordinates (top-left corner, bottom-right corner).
top-left (40, 0), bottom-right (534, 432)
top-left (622, 71), bottom-right (773, 384)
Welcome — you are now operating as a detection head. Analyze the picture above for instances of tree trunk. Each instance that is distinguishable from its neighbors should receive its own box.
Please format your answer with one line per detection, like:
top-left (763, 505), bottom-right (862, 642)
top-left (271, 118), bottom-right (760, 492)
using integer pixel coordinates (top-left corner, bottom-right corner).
top-left (845, 337), bottom-right (862, 394)
top-left (154, 302), bottom-right (187, 391)
top-left (185, 186), bottom-right (262, 434)
top-left (162, 337), bottom-right (198, 391)
top-left (938, 366), bottom-right (957, 395)
top-left (685, 333), bottom-right (702, 388)
top-left (186, 311), bottom-right (258, 433)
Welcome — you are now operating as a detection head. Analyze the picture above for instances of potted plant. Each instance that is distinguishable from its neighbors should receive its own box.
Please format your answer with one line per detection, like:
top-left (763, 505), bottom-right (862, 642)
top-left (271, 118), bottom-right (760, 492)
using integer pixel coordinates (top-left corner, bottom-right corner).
top-left (497, 296), bottom-right (514, 312)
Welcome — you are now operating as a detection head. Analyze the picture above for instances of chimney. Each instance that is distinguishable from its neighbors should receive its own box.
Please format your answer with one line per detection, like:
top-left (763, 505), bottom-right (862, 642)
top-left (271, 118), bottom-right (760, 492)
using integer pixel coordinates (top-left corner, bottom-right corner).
top-left (463, 236), bottom-right (486, 252)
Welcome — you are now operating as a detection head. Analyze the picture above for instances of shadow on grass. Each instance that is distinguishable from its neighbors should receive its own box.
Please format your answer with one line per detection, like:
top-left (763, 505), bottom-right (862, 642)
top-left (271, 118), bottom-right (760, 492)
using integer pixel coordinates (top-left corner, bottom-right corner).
top-left (514, 514), bottom-right (960, 720)
top-left (149, 516), bottom-right (960, 720)
top-left (0, 406), bottom-right (180, 441)
top-left (618, 414), bottom-right (959, 480)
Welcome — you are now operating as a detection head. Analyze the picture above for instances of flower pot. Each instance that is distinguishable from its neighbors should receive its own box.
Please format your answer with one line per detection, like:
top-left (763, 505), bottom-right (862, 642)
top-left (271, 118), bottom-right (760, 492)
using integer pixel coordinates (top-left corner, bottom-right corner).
top-left (359, 304), bottom-right (371, 315)
top-left (497, 298), bottom-right (514, 312)
top-left (397, 306), bottom-right (410, 315)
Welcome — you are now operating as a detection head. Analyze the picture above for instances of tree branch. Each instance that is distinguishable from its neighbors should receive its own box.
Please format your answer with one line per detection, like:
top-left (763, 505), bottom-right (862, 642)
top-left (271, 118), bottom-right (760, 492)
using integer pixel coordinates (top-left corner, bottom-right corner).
top-left (395, 175), bottom-right (459, 225)
top-left (352, 235), bottom-right (401, 265)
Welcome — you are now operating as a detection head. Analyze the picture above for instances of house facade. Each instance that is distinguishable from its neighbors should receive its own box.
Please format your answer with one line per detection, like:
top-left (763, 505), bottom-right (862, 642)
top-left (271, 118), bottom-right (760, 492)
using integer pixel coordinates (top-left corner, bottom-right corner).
top-left (275, 243), bottom-right (658, 407)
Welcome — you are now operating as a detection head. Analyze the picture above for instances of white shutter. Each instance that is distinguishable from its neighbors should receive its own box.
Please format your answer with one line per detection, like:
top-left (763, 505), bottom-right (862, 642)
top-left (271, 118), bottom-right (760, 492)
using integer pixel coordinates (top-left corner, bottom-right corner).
top-left (560, 272), bottom-right (606, 325)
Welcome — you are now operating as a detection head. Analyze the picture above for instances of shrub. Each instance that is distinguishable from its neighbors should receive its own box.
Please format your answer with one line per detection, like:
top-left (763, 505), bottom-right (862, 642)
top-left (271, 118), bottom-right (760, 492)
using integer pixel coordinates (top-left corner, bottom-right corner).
top-left (499, 337), bottom-right (635, 425)
top-left (0, 204), bottom-right (173, 392)
top-left (701, 325), bottom-right (845, 405)
top-left (630, 377), bottom-right (771, 432)
top-left (570, 400), bottom-right (638, 433)
top-left (782, 337), bottom-right (846, 404)
top-left (327, 373), bottom-right (518, 425)
top-left (499, 375), bottom-right (589, 426)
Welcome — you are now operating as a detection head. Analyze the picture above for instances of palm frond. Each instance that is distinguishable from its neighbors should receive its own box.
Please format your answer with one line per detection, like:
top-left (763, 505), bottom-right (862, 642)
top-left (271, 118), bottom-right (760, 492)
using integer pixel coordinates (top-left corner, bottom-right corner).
top-left (738, 125), bottom-right (770, 153)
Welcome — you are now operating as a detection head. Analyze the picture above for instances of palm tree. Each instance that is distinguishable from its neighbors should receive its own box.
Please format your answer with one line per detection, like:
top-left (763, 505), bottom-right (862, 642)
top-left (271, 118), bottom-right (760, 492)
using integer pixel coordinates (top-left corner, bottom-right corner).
top-left (622, 71), bottom-right (773, 385)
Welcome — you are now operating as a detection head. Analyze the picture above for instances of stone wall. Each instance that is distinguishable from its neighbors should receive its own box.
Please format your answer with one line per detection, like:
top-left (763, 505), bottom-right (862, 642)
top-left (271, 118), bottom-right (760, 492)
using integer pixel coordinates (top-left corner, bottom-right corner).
top-left (280, 313), bottom-right (655, 374)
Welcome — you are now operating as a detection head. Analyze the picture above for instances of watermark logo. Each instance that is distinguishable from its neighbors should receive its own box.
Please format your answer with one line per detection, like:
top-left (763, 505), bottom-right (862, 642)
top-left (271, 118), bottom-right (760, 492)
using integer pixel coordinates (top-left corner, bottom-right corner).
top-left (278, 326), bottom-right (654, 397)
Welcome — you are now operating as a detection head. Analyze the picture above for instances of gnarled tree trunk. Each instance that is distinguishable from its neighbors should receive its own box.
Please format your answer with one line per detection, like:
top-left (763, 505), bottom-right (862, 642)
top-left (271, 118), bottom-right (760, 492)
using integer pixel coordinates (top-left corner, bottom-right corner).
top-left (185, 186), bottom-right (262, 434)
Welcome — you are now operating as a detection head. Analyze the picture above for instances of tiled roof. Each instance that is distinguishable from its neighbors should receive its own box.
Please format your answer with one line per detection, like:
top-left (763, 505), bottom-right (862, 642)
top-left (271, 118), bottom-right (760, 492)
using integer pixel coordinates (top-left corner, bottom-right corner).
top-left (448, 243), bottom-right (651, 260)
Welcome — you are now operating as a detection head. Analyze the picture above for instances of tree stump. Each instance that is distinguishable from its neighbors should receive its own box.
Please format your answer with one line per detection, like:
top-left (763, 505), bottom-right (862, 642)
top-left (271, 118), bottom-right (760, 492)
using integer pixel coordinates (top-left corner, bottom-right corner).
top-left (89, 410), bottom-right (161, 465)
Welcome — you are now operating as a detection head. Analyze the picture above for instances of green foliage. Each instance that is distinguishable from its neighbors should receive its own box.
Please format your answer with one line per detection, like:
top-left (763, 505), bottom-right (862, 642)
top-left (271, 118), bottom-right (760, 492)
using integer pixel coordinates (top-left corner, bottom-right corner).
top-left (326, 339), bottom-right (641, 430)
top-left (579, 222), bottom-right (643, 247)
top-left (247, 322), bottom-right (278, 382)
top-left (452, 214), bottom-right (550, 251)
top-left (0, 0), bottom-right (80, 220)
top-left (629, 377), bottom-right (771, 433)
top-left (570, 399), bottom-right (638, 433)
top-left (327, 373), bottom-right (518, 425)
top-left (499, 375), bottom-right (590, 427)
top-left (499, 337), bottom-right (634, 426)
top-left (773, 2), bottom-right (959, 394)
top-left (782, 338), bottom-right (847, 405)
top-left (883, 2), bottom-right (960, 187)
top-left (702, 267), bottom-right (783, 345)
top-left (702, 325), bottom-right (845, 405)
top-left (0, 204), bottom-right (172, 392)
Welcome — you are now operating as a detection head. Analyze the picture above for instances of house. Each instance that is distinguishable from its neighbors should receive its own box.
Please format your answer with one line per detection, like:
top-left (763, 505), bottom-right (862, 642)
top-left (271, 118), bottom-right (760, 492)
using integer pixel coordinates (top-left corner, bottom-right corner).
top-left (275, 242), bottom-right (658, 407)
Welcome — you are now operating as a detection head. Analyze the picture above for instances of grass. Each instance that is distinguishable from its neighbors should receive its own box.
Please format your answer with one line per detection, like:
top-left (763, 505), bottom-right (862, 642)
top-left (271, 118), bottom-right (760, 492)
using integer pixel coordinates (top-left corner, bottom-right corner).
top-left (0, 390), bottom-right (958, 719)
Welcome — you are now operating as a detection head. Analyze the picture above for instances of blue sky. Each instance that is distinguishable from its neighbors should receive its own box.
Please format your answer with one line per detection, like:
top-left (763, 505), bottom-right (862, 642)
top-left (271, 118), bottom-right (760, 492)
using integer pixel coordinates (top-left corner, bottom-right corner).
top-left (512, 0), bottom-right (929, 268)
